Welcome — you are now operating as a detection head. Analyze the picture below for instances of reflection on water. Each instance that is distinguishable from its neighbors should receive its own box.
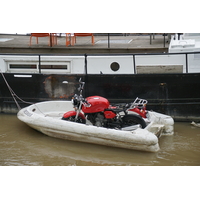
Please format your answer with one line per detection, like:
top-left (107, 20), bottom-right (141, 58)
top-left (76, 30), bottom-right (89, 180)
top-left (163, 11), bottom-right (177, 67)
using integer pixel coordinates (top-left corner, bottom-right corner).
top-left (0, 114), bottom-right (200, 166)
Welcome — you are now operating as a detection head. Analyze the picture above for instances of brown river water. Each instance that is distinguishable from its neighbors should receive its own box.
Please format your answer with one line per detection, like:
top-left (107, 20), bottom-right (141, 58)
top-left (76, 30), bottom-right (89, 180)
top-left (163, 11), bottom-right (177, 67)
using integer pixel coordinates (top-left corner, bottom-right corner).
top-left (0, 114), bottom-right (200, 166)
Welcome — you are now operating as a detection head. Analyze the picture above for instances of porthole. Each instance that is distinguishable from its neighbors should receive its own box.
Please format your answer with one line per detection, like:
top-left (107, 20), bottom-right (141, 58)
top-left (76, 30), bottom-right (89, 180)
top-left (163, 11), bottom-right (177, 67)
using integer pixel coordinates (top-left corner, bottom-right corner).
top-left (110, 62), bottom-right (120, 72)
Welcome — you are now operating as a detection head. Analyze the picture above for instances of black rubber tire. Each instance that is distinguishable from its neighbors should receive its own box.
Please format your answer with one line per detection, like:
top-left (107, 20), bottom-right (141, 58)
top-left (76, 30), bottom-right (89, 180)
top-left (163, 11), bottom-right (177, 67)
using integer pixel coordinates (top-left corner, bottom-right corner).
top-left (62, 115), bottom-right (86, 124)
top-left (122, 114), bottom-right (146, 129)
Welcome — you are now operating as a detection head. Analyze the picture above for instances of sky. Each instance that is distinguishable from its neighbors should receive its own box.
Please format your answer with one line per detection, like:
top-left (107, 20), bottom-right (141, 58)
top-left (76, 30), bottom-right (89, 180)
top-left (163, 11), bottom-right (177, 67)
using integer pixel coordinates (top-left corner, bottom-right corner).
top-left (1, 0), bottom-right (198, 33)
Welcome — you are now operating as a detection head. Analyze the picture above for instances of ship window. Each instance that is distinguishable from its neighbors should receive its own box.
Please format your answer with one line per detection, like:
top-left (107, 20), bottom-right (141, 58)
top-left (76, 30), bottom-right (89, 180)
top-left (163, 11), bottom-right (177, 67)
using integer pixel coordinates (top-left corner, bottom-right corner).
top-left (10, 64), bottom-right (37, 69)
top-left (40, 65), bottom-right (68, 69)
top-left (110, 62), bottom-right (120, 71)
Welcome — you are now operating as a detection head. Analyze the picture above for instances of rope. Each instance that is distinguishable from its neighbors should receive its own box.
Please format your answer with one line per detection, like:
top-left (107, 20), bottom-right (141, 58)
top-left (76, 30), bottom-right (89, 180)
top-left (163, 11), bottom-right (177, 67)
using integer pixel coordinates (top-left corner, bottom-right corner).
top-left (0, 70), bottom-right (33, 111)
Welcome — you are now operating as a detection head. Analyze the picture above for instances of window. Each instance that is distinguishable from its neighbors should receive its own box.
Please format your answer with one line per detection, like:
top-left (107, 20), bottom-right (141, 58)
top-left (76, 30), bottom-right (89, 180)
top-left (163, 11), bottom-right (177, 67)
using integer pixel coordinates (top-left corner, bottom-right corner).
top-left (40, 64), bottom-right (68, 69)
top-left (110, 62), bottom-right (120, 71)
top-left (6, 59), bottom-right (71, 74)
top-left (40, 62), bottom-right (70, 73)
top-left (10, 64), bottom-right (37, 69)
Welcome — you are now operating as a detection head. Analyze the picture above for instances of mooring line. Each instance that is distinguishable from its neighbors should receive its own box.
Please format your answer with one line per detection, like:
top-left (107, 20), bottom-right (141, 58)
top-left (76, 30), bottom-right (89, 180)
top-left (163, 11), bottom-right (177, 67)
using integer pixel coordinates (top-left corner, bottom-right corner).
top-left (0, 70), bottom-right (33, 110)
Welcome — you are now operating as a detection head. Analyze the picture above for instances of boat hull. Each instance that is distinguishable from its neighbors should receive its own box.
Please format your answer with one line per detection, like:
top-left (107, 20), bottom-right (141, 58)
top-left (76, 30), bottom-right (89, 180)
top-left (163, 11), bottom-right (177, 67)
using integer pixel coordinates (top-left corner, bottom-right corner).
top-left (1, 73), bottom-right (200, 121)
top-left (17, 101), bottom-right (173, 152)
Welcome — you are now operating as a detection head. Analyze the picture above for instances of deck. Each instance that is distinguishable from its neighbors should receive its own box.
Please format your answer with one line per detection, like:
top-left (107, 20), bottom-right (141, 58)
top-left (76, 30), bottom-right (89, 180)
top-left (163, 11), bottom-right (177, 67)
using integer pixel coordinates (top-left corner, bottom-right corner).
top-left (0, 33), bottom-right (169, 54)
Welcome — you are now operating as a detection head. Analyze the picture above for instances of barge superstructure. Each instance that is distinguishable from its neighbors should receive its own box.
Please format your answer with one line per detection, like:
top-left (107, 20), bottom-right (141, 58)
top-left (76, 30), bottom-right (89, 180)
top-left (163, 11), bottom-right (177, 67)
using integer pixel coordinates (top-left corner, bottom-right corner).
top-left (1, 33), bottom-right (200, 121)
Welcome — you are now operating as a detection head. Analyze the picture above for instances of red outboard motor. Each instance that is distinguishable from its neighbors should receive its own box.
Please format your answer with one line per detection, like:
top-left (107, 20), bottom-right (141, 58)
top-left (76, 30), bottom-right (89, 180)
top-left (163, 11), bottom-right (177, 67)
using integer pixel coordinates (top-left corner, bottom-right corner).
top-left (62, 78), bottom-right (147, 129)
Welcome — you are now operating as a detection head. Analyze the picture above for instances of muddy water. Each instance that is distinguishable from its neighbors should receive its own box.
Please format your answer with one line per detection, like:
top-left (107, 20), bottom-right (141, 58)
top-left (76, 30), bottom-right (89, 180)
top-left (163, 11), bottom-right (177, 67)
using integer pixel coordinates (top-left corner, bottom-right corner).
top-left (0, 114), bottom-right (200, 166)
